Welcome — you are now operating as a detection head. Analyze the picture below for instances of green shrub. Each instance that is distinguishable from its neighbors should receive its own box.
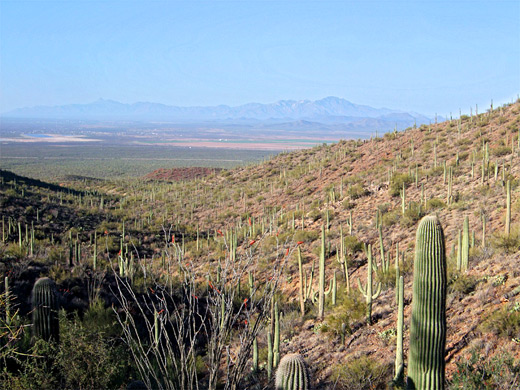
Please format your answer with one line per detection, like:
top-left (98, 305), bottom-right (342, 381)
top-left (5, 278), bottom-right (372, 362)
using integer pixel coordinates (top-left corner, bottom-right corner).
top-left (343, 199), bottom-right (355, 210)
top-left (330, 355), bottom-right (392, 390)
top-left (382, 209), bottom-right (400, 227)
top-left (344, 235), bottom-right (363, 255)
top-left (491, 145), bottom-right (512, 157)
top-left (389, 173), bottom-right (413, 197)
top-left (426, 198), bottom-right (445, 211)
top-left (323, 290), bottom-right (366, 337)
top-left (293, 229), bottom-right (319, 244)
top-left (401, 202), bottom-right (425, 227)
top-left (450, 348), bottom-right (520, 389)
top-left (480, 303), bottom-right (520, 338)
top-left (491, 227), bottom-right (520, 254)
top-left (347, 183), bottom-right (369, 199)
top-left (448, 273), bottom-right (479, 295)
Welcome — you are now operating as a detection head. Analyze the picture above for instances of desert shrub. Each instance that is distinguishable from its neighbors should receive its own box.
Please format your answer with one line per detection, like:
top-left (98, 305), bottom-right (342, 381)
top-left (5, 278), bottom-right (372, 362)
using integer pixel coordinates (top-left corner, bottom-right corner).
top-left (491, 145), bottom-right (511, 157)
top-left (377, 202), bottom-right (392, 214)
top-left (450, 348), bottom-right (520, 389)
top-left (343, 235), bottom-right (363, 255)
top-left (382, 209), bottom-right (400, 227)
top-left (448, 273), bottom-right (479, 295)
top-left (347, 183), bottom-right (369, 200)
top-left (343, 198), bottom-right (355, 210)
top-left (0, 310), bottom-right (130, 390)
top-left (491, 227), bottom-right (520, 254)
top-left (427, 165), bottom-right (444, 177)
top-left (293, 229), bottom-right (319, 244)
top-left (307, 208), bottom-right (322, 222)
top-left (56, 310), bottom-right (130, 389)
top-left (389, 173), bottom-right (413, 197)
top-left (376, 266), bottom-right (397, 289)
top-left (426, 197), bottom-right (445, 211)
top-left (401, 202), bottom-right (425, 227)
top-left (323, 290), bottom-right (366, 337)
top-left (331, 355), bottom-right (392, 390)
top-left (480, 302), bottom-right (520, 338)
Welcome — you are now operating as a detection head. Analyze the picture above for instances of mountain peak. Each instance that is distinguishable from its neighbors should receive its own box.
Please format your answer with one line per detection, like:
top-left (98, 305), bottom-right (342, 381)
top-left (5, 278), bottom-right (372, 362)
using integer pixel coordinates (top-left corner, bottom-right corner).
top-left (3, 97), bottom-right (432, 131)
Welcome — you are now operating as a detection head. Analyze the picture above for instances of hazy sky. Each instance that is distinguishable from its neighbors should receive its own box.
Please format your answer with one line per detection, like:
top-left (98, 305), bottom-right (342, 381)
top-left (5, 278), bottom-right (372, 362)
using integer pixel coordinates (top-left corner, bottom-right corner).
top-left (1, 0), bottom-right (519, 115)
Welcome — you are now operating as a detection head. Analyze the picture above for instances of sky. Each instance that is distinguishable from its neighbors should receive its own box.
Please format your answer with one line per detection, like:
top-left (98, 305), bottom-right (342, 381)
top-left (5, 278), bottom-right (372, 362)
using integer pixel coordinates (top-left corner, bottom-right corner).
top-left (1, 0), bottom-right (519, 116)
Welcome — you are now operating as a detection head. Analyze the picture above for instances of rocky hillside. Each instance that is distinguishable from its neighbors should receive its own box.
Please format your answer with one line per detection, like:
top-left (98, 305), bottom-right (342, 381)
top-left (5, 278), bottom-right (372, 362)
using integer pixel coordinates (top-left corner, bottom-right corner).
top-left (1, 99), bottom-right (519, 389)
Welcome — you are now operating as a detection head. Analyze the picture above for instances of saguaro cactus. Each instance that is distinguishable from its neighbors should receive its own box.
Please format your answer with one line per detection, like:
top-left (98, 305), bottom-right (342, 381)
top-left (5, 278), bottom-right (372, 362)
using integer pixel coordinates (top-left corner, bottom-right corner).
top-left (505, 179), bottom-right (511, 236)
top-left (393, 275), bottom-right (405, 387)
top-left (407, 215), bottom-right (447, 389)
top-left (462, 216), bottom-right (469, 271)
top-left (318, 224), bottom-right (326, 319)
top-left (275, 353), bottom-right (311, 390)
top-left (32, 277), bottom-right (60, 342)
top-left (357, 244), bottom-right (381, 325)
top-left (274, 302), bottom-right (281, 367)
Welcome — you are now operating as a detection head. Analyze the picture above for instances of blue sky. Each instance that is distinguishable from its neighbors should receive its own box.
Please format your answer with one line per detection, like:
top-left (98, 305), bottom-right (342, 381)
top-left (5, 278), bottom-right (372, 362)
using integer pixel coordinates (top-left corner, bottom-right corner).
top-left (1, 0), bottom-right (519, 115)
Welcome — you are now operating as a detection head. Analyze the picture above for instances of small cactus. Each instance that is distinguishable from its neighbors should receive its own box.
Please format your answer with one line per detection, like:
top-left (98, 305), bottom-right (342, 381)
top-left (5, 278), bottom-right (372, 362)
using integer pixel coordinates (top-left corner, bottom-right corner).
top-left (32, 277), bottom-right (60, 342)
top-left (275, 353), bottom-right (311, 390)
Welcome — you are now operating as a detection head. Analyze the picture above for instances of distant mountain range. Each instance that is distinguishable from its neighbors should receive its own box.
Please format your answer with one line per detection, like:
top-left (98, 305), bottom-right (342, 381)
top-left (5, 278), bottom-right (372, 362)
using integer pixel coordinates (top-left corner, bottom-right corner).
top-left (3, 97), bottom-right (434, 132)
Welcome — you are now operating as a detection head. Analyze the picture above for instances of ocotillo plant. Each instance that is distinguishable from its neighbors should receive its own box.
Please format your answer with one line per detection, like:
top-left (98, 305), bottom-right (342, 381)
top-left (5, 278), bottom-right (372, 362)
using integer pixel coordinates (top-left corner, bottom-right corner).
top-left (357, 244), bottom-right (381, 325)
top-left (407, 215), bottom-right (447, 390)
top-left (32, 277), bottom-right (60, 342)
top-left (275, 353), bottom-right (311, 390)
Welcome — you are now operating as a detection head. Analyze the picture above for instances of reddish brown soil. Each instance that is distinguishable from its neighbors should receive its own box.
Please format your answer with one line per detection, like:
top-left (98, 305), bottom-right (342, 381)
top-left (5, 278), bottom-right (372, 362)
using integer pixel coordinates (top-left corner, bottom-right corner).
top-left (144, 167), bottom-right (222, 181)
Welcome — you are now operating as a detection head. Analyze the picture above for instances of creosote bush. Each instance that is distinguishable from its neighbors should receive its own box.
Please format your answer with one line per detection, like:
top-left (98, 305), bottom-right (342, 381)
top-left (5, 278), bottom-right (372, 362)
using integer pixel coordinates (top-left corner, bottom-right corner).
top-left (491, 226), bottom-right (520, 254)
top-left (389, 173), bottom-right (413, 197)
top-left (331, 355), bottom-right (392, 390)
top-left (323, 289), bottom-right (365, 337)
top-left (480, 302), bottom-right (520, 338)
top-left (450, 348), bottom-right (520, 389)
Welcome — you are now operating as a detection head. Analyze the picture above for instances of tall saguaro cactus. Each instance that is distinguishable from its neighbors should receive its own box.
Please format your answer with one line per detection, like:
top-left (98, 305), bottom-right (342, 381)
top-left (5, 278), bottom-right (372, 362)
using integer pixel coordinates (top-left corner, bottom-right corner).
top-left (318, 224), bottom-right (326, 319)
top-left (357, 244), bottom-right (381, 325)
top-left (32, 277), bottom-right (60, 342)
top-left (393, 275), bottom-right (405, 388)
top-left (407, 215), bottom-right (447, 390)
top-left (275, 353), bottom-right (311, 390)
top-left (461, 216), bottom-right (469, 271)
top-left (505, 179), bottom-right (511, 236)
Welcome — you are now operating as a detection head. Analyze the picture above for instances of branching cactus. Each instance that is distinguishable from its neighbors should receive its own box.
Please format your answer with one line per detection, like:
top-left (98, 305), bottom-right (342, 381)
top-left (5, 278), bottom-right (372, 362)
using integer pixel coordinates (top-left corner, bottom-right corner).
top-left (32, 277), bottom-right (60, 342)
top-left (275, 353), bottom-right (311, 390)
top-left (407, 215), bottom-right (447, 389)
top-left (357, 244), bottom-right (381, 325)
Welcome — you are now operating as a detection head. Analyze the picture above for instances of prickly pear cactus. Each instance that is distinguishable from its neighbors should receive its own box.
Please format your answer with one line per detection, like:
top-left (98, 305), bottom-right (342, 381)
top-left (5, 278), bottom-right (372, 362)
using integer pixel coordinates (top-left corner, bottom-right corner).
top-left (275, 353), bottom-right (311, 390)
top-left (407, 215), bottom-right (447, 389)
top-left (32, 277), bottom-right (60, 342)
